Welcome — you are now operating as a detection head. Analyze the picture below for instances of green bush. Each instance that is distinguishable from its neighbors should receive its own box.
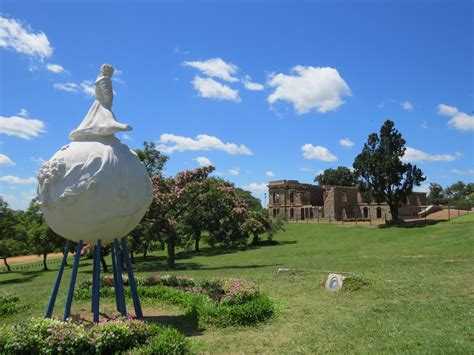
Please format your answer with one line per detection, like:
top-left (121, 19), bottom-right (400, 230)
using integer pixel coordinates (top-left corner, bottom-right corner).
top-left (139, 327), bottom-right (190, 354)
top-left (0, 317), bottom-right (165, 354)
top-left (0, 293), bottom-right (20, 316)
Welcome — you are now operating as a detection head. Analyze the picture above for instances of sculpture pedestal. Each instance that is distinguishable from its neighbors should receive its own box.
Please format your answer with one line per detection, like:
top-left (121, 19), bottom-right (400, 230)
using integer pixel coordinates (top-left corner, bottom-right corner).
top-left (45, 237), bottom-right (142, 322)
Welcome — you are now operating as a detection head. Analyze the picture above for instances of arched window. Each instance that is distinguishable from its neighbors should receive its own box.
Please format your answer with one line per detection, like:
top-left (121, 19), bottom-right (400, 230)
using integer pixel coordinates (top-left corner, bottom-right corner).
top-left (342, 191), bottom-right (348, 202)
top-left (309, 208), bottom-right (314, 219)
top-left (289, 192), bottom-right (294, 203)
top-left (342, 208), bottom-right (347, 219)
top-left (290, 208), bottom-right (294, 219)
top-left (376, 207), bottom-right (382, 219)
top-left (363, 207), bottom-right (369, 218)
top-left (273, 209), bottom-right (277, 217)
top-left (300, 208), bottom-right (305, 220)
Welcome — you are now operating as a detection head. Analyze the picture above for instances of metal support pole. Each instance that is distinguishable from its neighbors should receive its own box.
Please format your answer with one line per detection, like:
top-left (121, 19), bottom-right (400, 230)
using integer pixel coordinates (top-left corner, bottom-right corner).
top-left (114, 239), bottom-right (127, 316)
top-left (121, 237), bottom-right (143, 318)
top-left (45, 240), bottom-right (71, 318)
top-left (63, 240), bottom-right (82, 321)
top-left (92, 240), bottom-right (101, 323)
top-left (110, 244), bottom-right (121, 313)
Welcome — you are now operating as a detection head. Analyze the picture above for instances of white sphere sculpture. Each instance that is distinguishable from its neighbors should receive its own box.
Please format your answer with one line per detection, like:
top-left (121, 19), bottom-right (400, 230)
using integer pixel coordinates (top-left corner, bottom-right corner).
top-left (37, 64), bottom-right (152, 245)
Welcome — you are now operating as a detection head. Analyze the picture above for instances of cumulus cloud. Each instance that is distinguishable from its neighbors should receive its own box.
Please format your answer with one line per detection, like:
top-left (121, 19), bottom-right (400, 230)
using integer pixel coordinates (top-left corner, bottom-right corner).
top-left (191, 76), bottom-right (241, 102)
top-left (267, 66), bottom-right (351, 115)
top-left (228, 168), bottom-right (240, 176)
top-left (401, 101), bottom-right (414, 111)
top-left (437, 104), bottom-right (474, 131)
top-left (301, 144), bottom-right (337, 162)
top-left (0, 175), bottom-right (37, 185)
top-left (266, 170), bottom-right (274, 177)
top-left (18, 108), bottom-right (29, 117)
top-left (46, 63), bottom-right (66, 73)
top-left (80, 80), bottom-right (95, 96)
top-left (54, 82), bottom-right (78, 92)
top-left (184, 58), bottom-right (238, 82)
top-left (242, 75), bottom-right (264, 91)
top-left (158, 134), bottom-right (252, 155)
top-left (402, 147), bottom-right (462, 162)
top-left (0, 154), bottom-right (15, 166)
top-left (244, 182), bottom-right (267, 193)
top-left (339, 138), bottom-right (354, 148)
top-left (0, 16), bottom-right (52, 59)
top-left (194, 156), bottom-right (213, 167)
top-left (0, 114), bottom-right (46, 139)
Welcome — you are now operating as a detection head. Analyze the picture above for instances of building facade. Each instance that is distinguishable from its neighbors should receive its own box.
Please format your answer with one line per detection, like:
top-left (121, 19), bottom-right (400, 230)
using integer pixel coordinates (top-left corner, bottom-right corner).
top-left (268, 180), bottom-right (427, 221)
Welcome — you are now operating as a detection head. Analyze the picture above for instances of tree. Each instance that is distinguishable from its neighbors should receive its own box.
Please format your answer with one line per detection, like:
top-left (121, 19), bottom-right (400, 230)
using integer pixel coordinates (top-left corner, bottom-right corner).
top-left (149, 166), bottom-right (216, 269)
top-left (24, 199), bottom-right (65, 271)
top-left (242, 211), bottom-right (272, 244)
top-left (235, 188), bottom-right (264, 212)
top-left (427, 183), bottom-right (446, 205)
top-left (315, 166), bottom-right (357, 186)
top-left (445, 181), bottom-right (472, 201)
top-left (353, 120), bottom-right (425, 222)
top-left (0, 198), bottom-right (25, 272)
top-left (135, 141), bottom-right (168, 177)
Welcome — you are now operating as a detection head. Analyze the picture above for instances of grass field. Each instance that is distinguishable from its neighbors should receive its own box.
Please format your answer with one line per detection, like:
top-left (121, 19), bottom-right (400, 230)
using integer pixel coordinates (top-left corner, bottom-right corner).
top-left (1, 214), bottom-right (473, 353)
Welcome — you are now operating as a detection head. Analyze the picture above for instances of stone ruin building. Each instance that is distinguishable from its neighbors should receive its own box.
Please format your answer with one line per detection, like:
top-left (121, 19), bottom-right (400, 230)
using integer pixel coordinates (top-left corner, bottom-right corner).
top-left (268, 180), bottom-right (427, 221)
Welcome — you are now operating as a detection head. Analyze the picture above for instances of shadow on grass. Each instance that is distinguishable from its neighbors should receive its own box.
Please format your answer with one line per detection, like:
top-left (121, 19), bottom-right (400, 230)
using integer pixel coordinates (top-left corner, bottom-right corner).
top-left (198, 263), bottom-right (282, 271)
top-left (144, 313), bottom-right (202, 336)
top-left (378, 220), bottom-right (444, 229)
top-left (0, 270), bottom-right (44, 286)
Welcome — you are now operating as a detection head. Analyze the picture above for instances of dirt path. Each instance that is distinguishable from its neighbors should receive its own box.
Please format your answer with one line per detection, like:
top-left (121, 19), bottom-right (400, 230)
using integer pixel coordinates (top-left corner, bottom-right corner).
top-left (2, 252), bottom-right (64, 266)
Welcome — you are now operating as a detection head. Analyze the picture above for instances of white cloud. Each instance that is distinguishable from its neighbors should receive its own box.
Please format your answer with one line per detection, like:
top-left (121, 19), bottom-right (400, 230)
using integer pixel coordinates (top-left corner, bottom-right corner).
top-left (194, 156), bottom-right (213, 167)
top-left (244, 182), bottom-right (267, 193)
top-left (228, 168), bottom-right (240, 176)
top-left (401, 101), bottom-right (414, 111)
top-left (18, 108), bottom-right (29, 117)
top-left (191, 76), bottom-right (241, 102)
top-left (266, 170), bottom-right (275, 177)
top-left (267, 66), bottom-right (351, 115)
top-left (451, 169), bottom-right (474, 175)
top-left (0, 114), bottom-right (46, 139)
top-left (1, 189), bottom-right (36, 210)
top-left (184, 58), bottom-right (238, 82)
top-left (402, 147), bottom-right (462, 163)
top-left (46, 63), bottom-right (66, 74)
top-left (301, 144), bottom-right (337, 162)
top-left (242, 75), bottom-right (264, 91)
top-left (0, 154), bottom-right (15, 166)
top-left (0, 16), bottom-right (52, 59)
top-left (0, 175), bottom-right (37, 185)
top-left (420, 120), bottom-right (428, 129)
top-left (339, 138), bottom-right (354, 148)
top-left (158, 133), bottom-right (252, 155)
top-left (31, 157), bottom-right (46, 165)
top-left (299, 167), bottom-right (314, 172)
top-left (121, 134), bottom-right (133, 141)
top-left (80, 80), bottom-right (95, 96)
top-left (54, 82), bottom-right (78, 92)
top-left (112, 68), bottom-right (125, 84)
top-left (437, 104), bottom-right (474, 131)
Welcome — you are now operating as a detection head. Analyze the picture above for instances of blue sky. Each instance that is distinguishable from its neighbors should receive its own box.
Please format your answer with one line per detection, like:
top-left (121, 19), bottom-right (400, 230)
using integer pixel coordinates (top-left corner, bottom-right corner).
top-left (0, 0), bottom-right (473, 210)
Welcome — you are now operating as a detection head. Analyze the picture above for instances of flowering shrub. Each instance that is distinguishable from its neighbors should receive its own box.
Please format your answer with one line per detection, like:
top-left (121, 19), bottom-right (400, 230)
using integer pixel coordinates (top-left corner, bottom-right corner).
top-left (0, 317), bottom-right (186, 354)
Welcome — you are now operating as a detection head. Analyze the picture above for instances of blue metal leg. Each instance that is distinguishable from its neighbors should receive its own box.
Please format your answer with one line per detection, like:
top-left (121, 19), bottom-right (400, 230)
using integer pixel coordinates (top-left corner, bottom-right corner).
top-left (45, 240), bottom-right (71, 318)
top-left (110, 244), bottom-right (121, 312)
top-left (121, 237), bottom-right (143, 318)
top-left (92, 240), bottom-right (101, 323)
top-left (63, 240), bottom-right (82, 321)
top-left (114, 239), bottom-right (127, 316)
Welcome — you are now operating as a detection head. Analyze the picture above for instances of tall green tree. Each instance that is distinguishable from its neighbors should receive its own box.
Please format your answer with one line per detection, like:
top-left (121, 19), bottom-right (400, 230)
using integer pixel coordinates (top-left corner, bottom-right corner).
top-left (315, 166), bottom-right (357, 186)
top-left (235, 188), bottom-right (264, 212)
top-left (427, 183), bottom-right (446, 205)
top-left (0, 198), bottom-right (25, 272)
top-left (353, 120), bottom-right (425, 222)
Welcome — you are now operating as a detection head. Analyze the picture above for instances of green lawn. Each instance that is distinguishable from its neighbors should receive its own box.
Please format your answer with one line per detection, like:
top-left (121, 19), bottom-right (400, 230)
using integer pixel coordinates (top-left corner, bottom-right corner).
top-left (1, 214), bottom-right (473, 353)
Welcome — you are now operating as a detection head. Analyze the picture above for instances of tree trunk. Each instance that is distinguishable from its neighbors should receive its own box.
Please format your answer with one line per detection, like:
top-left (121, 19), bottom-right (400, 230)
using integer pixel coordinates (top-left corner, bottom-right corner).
top-left (3, 257), bottom-right (11, 272)
top-left (252, 233), bottom-right (259, 245)
top-left (194, 231), bottom-right (201, 252)
top-left (43, 253), bottom-right (49, 271)
top-left (100, 255), bottom-right (108, 272)
top-left (167, 236), bottom-right (176, 270)
top-left (389, 203), bottom-right (400, 222)
top-left (130, 251), bottom-right (135, 264)
top-left (143, 245), bottom-right (148, 260)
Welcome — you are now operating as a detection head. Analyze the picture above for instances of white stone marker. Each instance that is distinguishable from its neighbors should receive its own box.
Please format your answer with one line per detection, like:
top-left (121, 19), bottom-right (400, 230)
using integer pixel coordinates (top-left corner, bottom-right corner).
top-left (37, 64), bottom-right (152, 244)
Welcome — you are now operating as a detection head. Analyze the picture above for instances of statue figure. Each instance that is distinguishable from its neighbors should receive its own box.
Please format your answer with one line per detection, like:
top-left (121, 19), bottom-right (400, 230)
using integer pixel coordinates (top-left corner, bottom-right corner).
top-left (69, 64), bottom-right (131, 140)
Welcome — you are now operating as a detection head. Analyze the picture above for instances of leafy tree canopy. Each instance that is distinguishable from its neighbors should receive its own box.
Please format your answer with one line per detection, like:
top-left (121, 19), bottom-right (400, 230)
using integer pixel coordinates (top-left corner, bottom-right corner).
top-left (315, 166), bottom-right (357, 186)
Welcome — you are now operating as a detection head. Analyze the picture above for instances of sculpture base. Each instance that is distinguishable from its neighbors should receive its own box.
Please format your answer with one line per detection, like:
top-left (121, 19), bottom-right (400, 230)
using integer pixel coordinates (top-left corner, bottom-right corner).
top-left (45, 237), bottom-right (142, 322)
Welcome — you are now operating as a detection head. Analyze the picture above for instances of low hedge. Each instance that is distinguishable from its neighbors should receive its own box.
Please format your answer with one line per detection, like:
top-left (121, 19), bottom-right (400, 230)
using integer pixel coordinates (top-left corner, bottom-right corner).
top-left (0, 317), bottom-right (190, 354)
top-left (76, 275), bottom-right (275, 327)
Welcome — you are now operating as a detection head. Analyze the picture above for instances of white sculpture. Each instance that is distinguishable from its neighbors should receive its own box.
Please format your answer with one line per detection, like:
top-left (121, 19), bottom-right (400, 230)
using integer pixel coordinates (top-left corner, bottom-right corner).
top-left (37, 64), bottom-right (152, 244)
